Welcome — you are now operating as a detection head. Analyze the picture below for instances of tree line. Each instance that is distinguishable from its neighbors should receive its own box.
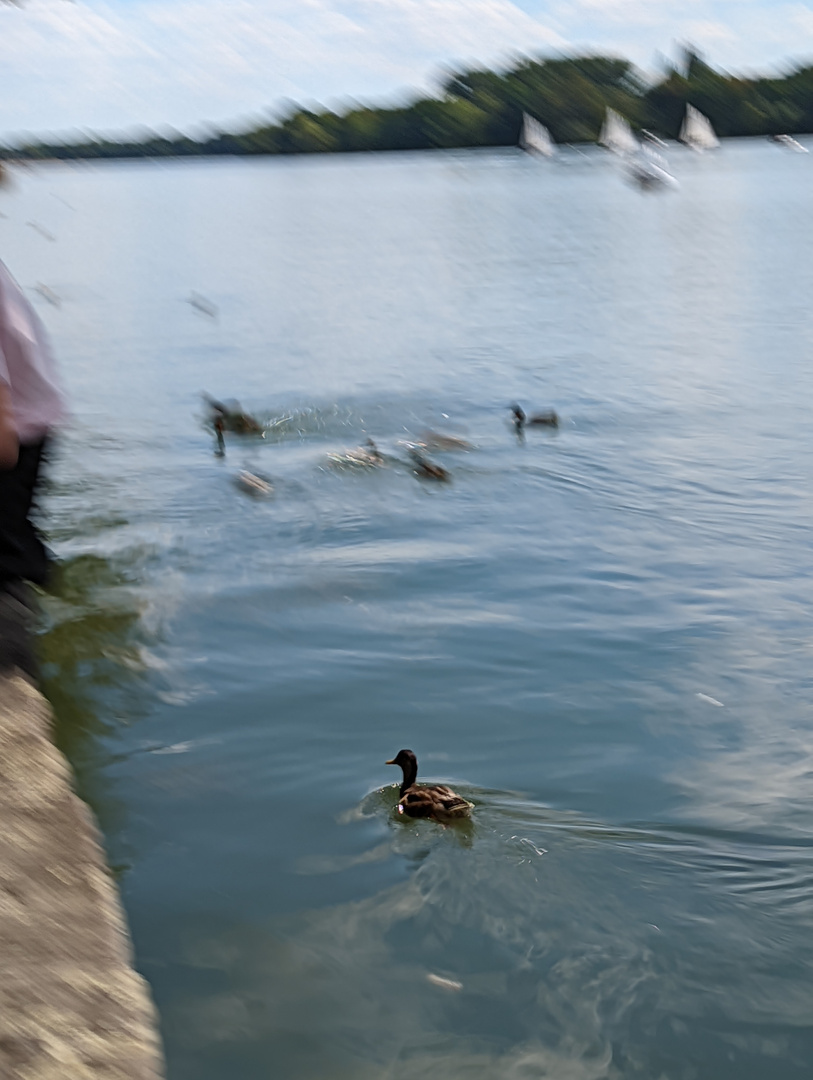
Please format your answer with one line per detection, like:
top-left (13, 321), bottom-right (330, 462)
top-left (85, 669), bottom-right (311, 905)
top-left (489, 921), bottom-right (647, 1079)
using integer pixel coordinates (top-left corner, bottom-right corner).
top-left (5, 49), bottom-right (813, 161)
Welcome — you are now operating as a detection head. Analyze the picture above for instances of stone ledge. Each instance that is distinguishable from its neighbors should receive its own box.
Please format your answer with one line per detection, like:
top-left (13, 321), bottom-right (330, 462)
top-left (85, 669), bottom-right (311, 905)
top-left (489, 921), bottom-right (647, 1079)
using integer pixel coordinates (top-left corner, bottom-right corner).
top-left (0, 672), bottom-right (165, 1080)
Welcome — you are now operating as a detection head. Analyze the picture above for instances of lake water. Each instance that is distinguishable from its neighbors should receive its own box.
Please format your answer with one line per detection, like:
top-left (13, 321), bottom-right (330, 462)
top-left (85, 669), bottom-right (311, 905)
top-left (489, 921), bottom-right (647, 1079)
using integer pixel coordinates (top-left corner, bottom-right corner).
top-left (4, 140), bottom-right (813, 1079)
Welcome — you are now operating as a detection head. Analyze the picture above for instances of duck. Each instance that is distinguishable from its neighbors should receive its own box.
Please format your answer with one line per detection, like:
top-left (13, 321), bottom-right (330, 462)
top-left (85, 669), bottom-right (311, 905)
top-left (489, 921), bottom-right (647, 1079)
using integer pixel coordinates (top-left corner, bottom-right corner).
top-left (510, 404), bottom-right (559, 430)
top-left (418, 430), bottom-right (473, 452)
top-left (234, 470), bottom-right (273, 497)
top-left (408, 447), bottom-right (450, 482)
top-left (386, 749), bottom-right (473, 822)
top-left (187, 292), bottom-right (218, 319)
top-left (213, 416), bottom-right (226, 456)
top-left (328, 438), bottom-right (385, 468)
top-left (204, 394), bottom-right (263, 435)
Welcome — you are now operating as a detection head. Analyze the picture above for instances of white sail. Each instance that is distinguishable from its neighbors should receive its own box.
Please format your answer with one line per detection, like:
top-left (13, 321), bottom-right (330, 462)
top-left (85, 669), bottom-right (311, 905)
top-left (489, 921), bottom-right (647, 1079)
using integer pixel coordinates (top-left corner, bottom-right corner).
top-left (679, 105), bottom-right (719, 151)
top-left (623, 143), bottom-right (679, 190)
top-left (598, 109), bottom-right (639, 156)
top-left (772, 134), bottom-right (808, 153)
top-left (519, 113), bottom-right (555, 157)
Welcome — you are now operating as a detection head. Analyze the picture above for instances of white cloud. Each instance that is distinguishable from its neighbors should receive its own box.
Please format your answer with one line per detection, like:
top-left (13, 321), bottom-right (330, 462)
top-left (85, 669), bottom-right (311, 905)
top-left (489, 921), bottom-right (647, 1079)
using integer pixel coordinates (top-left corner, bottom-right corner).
top-left (1, 0), bottom-right (813, 137)
top-left (681, 19), bottom-right (737, 45)
top-left (557, 0), bottom-right (702, 28)
top-left (555, 0), bottom-right (813, 70)
top-left (0, 0), bottom-right (564, 136)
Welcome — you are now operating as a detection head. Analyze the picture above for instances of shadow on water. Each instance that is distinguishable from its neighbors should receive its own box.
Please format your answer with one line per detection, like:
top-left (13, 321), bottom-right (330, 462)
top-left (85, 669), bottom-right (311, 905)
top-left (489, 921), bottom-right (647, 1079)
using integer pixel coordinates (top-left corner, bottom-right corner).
top-left (37, 549), bottom-right (154, 865)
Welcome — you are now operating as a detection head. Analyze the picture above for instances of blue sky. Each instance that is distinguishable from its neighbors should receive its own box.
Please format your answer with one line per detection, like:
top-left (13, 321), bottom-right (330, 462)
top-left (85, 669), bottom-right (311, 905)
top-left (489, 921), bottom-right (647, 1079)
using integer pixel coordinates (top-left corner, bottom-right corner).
top-left (1, 0), bottom-right (812, 139)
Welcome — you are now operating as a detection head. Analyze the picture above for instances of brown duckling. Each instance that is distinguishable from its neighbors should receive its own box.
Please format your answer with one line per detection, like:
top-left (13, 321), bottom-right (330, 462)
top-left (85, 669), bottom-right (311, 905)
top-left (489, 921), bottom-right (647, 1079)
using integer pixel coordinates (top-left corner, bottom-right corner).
top-left (234, 470), bottom-right (273, 497)
top-left (409, 447), bottom-right (450, 482)
top-left (418, 430), bottom-right (473, 452)
top-left (328, 438), bottom-right (385, 468)
top-left (511, 404), bottom-right (559, 430)
top-left (386, 749), bottom-right (473, 822)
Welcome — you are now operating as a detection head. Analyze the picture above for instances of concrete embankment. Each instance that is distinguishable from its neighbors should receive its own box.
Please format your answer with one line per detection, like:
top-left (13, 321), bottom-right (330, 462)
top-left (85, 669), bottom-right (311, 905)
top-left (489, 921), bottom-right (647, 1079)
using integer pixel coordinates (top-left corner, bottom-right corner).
top-left (0, 671), bottom-right (165, 1080)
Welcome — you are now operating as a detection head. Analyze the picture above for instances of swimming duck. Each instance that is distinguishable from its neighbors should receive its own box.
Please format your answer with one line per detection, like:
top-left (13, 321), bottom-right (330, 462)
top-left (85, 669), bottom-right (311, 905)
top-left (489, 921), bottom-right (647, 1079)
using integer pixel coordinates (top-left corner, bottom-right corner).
top-left (204, 394), bottom-right (263, 435)
top-left (409, 448), bottom-right (450, 482)
top-left (234, 470), bottom-right (273, 497)
top-left (213, 416), bottom-right (226, 456)
top-left (386, 749), bottom-right (473, 821)
top-left (188, 292), bottom-right (219, 319)
top-left (511, 404), bottom-right (559, 430)
top-left (328, 438), bottom-right (385, 468)
top-left (418, 430), bottom-right (473, 452)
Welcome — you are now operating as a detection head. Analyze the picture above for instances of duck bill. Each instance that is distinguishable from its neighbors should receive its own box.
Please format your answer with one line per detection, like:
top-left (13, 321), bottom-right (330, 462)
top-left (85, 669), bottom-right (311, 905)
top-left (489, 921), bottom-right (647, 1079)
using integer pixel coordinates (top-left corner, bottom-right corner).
top-left (385, 758), bottom-right (396, 765)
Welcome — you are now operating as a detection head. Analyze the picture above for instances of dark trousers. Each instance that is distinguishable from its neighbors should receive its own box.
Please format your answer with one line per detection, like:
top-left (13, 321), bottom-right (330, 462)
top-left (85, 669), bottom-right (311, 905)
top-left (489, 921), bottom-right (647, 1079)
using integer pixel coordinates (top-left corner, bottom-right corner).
top-left (0, 438), bottom-right (50, 678)
top-left (0, 437), bottom-right (50, 587)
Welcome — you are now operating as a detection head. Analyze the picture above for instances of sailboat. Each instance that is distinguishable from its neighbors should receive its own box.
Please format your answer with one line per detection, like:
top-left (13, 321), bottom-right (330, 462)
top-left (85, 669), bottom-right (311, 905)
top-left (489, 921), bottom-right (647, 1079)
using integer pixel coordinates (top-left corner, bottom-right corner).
top-left (679, 105), bottom-right (719, 151)
top-left (598, 109), bottom-right (638, 156)
top-left (599, 108), bottom-right (677, 189)
top-left (770, 134), bottom-right (808, 153)
top-left (519, 113), bottom-right (555, 157)
top-left (624, 143), bottom-right (679, 190)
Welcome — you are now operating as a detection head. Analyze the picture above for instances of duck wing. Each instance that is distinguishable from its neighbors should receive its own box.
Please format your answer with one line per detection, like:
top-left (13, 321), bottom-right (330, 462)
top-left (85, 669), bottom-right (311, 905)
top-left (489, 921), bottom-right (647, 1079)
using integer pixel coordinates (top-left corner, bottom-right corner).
top-left (528, 410), bottom-right (559, 427)
top-left (399, 784), bottom-right (472, 820)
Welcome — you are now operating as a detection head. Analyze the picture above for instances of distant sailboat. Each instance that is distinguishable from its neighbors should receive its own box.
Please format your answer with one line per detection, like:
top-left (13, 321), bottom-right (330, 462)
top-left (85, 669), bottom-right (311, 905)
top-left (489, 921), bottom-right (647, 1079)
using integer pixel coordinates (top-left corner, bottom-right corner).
top-left (679, 105), bottom-right (719, 151)
top-left (623, 143), bottom-right (679, 190)
top-left (597, 109), bottom-right (677, 189)
top-left (598, 109), bottom-right (638, 156)
top-left (519, 113), bottom-right (555, 157)
top-left (641, 130), bottom-right (668, 149)
top-left (770, 134), bottom-right (808, 153)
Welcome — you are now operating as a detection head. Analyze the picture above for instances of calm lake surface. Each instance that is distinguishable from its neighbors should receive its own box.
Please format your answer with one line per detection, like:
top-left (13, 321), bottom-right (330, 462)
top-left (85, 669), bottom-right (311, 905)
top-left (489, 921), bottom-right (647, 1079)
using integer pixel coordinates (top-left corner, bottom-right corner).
top-left (4, 140), bottom-right (813, 1078)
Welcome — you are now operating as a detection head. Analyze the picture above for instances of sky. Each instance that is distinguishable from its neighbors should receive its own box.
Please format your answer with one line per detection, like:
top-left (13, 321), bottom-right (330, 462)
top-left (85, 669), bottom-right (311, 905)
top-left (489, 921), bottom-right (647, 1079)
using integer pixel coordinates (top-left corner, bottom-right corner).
top-left (1, 0), bottom-right (813, 141)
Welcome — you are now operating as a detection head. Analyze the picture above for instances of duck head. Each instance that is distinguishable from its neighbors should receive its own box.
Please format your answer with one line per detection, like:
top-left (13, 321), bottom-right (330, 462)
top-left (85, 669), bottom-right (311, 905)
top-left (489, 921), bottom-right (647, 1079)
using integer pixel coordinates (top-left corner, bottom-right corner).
top-left (364, 438), bottom-right (384, 461)
top-left (386, 748), bottom-right (418, 794)
top-left (510, 404), bottom-right (526, 429)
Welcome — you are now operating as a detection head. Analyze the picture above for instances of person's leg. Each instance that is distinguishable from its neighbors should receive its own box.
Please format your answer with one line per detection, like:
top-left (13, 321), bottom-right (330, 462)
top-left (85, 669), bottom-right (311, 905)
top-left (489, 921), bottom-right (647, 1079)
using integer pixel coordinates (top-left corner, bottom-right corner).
top-left (0, 438), bottom-right (50, 585)
top-left (0, 580), bottom-right (39, 679)
top-left (0, 438), bottom-right (50, 679)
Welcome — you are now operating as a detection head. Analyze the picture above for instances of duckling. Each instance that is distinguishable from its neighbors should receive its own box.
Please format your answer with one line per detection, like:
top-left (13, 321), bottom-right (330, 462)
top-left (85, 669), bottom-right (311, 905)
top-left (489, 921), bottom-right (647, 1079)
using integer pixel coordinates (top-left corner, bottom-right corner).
top-left (409, 447), bottom-right (450, 482)
top-left (188, 292), bottom-right (218, 319)
top-left (386, 749), bottom-right (473, 822)
top-left (359, 438), bottom-right (384, 461)
top-left (328, 438), bottom-right (385, 468)
top-left (418, 430), bottom-right (473, 452)
top-left (511, 404), bottom-right (559, 430)
top-left (234, 470), bottom-right (273, 497)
